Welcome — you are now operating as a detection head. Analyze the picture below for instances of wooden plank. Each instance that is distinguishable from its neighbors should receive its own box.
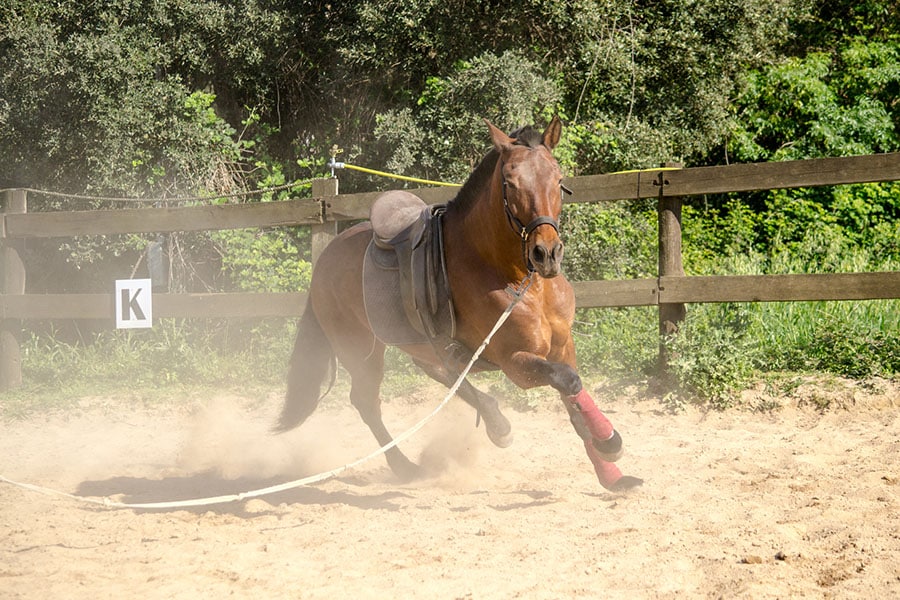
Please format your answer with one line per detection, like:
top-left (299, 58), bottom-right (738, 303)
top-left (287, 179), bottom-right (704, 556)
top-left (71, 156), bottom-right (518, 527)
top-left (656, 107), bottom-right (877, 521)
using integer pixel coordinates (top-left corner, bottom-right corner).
top-left (564, 153), bottom-right (900, 204)
top-left (2, 292), bottom-right (306, 320)
top-left (322, 190), bottom-right (381, 220)
top-left (2, 294), bottom-right (111, 319)
top-left (7, 283), bottom-right (662, 318)
top-left (3, 273), bottom-right (896, 321)
top-left (657, 189), bottom-right (686, 339)
top-left (660, 272), bottom-right (900, 303)
top-left (572, 279), bottom-right (658, 308)
top-left (4, 200), bottom-right (324, 238)
top-left (311, 178), bottom-right (339, 263)
top-left (0, 189), bottom-right (27, 390)
top-left (7, 154), bottom-right (900, 239)
top-left (564, 170), bottom-right (669, 203)
top-left (664, 153), bottom-right (900, 197)
top-left (344, 154), bottom-right (900, 207)
top-left (156, 292), bottom-right (306, 318)
top-left (325, 186), bottom-right (457, 221)
top-left (326, 154), bottom-right (900, 212)
top-left (6, 187), bottom-right (458, 238)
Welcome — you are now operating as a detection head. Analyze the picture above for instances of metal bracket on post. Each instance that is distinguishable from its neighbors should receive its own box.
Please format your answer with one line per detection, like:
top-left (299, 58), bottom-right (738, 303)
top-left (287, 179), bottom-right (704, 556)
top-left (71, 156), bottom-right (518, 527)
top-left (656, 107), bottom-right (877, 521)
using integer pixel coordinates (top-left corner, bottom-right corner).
top-left (310, 177), bottom-right (339, 265)
top-left (652, 171), bottom-right (670, 190)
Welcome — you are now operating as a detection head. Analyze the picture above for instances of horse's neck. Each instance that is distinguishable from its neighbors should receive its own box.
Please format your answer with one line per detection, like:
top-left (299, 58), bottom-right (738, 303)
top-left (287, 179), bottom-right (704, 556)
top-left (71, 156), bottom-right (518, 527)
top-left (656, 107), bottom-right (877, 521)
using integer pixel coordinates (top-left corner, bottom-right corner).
top-left (448, 186), bottom-right (531, 283)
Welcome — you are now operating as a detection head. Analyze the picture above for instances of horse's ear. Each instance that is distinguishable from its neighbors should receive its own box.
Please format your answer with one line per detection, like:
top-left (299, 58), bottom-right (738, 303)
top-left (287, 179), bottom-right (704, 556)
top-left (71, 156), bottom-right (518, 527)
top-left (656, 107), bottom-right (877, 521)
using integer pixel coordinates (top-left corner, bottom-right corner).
top-left (542, 115), bottom-right (562, 150)
top-left (484, 118), bottom-right (515, 152)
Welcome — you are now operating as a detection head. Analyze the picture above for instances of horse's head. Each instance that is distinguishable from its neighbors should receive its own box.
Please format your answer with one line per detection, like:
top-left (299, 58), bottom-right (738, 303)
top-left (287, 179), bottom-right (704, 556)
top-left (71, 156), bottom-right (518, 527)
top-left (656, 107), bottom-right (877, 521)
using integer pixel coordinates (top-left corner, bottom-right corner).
top-left (485, 116), bottom-right (566, 279)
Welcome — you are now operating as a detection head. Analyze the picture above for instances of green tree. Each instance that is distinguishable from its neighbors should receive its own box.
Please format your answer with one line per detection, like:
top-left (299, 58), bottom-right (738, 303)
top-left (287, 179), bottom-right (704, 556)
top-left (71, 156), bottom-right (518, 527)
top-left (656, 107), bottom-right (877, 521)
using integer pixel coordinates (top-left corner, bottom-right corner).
top-left (374, 51), bottom-right (563, 183)
top-left (698, 0), bottom-right (900, 267)
top-left (349, 0), bottom-right (799, 176)
top-left (0, 0), bottom-right (291, 196)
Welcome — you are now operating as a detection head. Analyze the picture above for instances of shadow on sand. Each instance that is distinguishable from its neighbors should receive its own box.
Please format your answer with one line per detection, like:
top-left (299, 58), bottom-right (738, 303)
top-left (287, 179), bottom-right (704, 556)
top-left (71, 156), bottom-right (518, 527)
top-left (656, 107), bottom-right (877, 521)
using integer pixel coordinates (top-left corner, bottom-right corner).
top-left (75, 471), bottom-right (412, 515)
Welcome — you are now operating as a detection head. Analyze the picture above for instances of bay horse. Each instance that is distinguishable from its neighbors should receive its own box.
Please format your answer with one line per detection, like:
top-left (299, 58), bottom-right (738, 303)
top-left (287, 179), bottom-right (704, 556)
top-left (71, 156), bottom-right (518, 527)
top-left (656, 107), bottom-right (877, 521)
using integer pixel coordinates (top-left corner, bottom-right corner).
top-left (276, 117), bottom-right (642, 491)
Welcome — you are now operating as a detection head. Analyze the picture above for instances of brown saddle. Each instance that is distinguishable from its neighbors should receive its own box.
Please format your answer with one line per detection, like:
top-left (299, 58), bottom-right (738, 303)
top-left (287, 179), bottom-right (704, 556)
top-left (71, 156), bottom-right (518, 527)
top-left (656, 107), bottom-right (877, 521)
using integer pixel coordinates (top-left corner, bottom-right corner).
top-left (362, 190), bottom-right (500, 375)
top-left (363, 191), bottom-right (455, 345)
top-left (370, 191), bottom-right (429, 250)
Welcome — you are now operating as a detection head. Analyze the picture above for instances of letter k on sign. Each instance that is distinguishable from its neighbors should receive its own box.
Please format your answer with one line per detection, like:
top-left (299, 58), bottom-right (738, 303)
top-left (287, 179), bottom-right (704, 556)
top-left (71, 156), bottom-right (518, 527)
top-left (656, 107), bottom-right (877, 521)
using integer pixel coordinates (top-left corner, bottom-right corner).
top-left (115, 279), bottom-right (153, 329)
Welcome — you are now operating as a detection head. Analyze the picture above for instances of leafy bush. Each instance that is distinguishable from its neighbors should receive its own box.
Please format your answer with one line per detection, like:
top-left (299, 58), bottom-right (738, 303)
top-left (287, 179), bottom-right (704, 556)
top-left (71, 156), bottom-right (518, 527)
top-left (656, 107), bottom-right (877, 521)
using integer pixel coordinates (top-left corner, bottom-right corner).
top-left (560, 201), bottom-right (657, 281)
top-left (211, 229), bottom-right (312, 293)
top-left (572, 307), bottom-right (658, 378)
top-left (663, 304), bottom-right (758, 410)
top-left (374, 50), bottom-right (563, 183)
top-left (729, 38), bottom-right (900, 163)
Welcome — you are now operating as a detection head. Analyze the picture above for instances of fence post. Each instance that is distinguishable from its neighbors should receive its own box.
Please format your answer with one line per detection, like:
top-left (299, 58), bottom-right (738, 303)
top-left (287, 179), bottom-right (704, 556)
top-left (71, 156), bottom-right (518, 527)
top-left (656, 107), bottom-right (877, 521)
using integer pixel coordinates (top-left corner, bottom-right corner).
top-left (1, 189), bottom-right (26, 391)
top-left (310, 178), bottom-right (339, 265)
top-left (657, 164), bottom-right (686, 371)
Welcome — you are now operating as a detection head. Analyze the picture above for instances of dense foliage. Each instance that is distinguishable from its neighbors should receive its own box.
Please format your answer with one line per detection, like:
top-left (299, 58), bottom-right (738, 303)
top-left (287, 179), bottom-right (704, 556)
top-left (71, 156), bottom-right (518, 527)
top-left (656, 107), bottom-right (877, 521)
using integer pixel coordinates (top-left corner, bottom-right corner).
top-left (1, 0), bottom-right (808, 195)
top-left (1, 0), bottom-right (897, 403)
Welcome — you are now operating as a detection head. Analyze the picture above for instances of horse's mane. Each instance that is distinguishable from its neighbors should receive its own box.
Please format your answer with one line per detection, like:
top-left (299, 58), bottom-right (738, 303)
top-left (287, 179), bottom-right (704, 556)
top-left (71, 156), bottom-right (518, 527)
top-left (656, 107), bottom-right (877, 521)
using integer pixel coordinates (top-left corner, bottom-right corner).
top-left (447, 125), bottom-right (543, 216)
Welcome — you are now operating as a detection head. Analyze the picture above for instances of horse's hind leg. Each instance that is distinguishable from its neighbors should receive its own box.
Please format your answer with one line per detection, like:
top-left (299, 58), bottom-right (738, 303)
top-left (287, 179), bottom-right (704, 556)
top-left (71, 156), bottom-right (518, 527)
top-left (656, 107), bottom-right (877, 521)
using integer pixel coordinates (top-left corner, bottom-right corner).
top-left (345, 343), bottom-right (421, 481)
top-left (455, 379), bottom-right (513, 448)
top-left (413, 360), bottom-right (513, 448)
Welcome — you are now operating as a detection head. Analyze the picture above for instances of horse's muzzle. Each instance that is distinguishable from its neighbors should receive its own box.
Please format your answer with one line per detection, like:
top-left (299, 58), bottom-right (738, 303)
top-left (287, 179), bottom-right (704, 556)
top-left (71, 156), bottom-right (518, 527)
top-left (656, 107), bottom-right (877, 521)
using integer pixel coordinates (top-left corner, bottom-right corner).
top-left (530, 238), bottom-right (564, 278)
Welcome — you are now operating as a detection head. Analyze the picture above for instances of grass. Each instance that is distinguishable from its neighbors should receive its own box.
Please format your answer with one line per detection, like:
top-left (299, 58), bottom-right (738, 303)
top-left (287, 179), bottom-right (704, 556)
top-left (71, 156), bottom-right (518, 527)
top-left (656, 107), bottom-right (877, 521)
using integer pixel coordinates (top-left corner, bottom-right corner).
top-left (6, 296), bottom-right (897, 417)
top-left (753, 299), bottom-right (899, 377)
top-left (570, 297), bottom-right (898, 410)
top-left (5, 318), bottom-right (294, 419)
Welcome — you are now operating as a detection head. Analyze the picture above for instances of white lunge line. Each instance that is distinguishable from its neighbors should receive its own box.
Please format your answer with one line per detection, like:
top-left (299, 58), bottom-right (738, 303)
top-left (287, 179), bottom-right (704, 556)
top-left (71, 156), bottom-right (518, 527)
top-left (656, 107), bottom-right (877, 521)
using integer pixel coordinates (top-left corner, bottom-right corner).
top-left (0, 277), bottom-right (533, 510)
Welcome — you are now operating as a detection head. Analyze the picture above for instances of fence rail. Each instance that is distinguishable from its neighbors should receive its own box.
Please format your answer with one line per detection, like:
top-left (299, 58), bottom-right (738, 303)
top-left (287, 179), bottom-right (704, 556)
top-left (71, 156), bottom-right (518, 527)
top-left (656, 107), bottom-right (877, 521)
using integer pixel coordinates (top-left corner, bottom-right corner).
top-left (8, 270), bottom-right (897, 321)
top-left (11, 153), bottom-right (900, 239)
top-left (2, 152), bottom-right (900, 389)
top-left (571, 272), bottom-right (900, 308)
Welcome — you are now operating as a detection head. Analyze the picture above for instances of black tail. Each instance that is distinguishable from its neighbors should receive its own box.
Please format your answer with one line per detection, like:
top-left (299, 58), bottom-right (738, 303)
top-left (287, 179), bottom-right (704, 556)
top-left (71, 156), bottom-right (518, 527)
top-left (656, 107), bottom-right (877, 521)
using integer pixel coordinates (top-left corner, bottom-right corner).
top-left (274, 301), bottom-right (337, 433)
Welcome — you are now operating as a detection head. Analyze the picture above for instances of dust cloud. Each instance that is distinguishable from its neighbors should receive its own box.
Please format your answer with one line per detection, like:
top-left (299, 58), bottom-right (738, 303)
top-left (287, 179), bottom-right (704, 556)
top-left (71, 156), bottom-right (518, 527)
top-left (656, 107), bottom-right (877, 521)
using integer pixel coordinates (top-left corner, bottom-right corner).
top-left (177, 397), bottom-right (351, 482)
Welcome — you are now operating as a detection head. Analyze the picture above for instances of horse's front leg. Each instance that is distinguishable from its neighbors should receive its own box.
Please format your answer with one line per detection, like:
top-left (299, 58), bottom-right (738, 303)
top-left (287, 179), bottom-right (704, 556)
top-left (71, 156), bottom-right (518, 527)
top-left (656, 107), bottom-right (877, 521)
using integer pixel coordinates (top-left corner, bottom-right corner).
top-left (504, 352), bottom-right (642, 491)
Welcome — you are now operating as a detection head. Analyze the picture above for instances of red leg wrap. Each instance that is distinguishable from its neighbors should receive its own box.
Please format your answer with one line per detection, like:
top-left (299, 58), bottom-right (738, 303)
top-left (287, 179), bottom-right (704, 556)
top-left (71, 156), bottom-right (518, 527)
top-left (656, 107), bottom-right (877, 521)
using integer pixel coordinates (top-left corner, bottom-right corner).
top-left (568, 388), bottom-right (614, 441)
top-left (584, 440), bottom-right (623, 489)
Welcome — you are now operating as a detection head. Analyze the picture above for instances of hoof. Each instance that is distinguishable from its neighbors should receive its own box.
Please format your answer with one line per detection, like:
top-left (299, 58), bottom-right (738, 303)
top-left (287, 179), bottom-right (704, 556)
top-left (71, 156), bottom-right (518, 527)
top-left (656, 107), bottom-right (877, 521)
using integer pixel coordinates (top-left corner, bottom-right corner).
top-left (486, 423), bottom-right (514, 448)
top-left (482, 411), bottom-right (514, 448)
top-left (388, 457), bottom-right (423, 482)
top-left (591, 430), bottom-right (624, 462)
top-left (607, 475), bottom-right (644, 492)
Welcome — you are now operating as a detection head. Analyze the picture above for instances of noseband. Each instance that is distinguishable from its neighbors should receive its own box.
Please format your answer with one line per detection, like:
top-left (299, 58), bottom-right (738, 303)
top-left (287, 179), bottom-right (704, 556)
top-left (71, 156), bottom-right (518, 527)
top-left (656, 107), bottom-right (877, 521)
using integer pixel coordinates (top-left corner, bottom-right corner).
top-left (500, 168), bottom-right (572, 272)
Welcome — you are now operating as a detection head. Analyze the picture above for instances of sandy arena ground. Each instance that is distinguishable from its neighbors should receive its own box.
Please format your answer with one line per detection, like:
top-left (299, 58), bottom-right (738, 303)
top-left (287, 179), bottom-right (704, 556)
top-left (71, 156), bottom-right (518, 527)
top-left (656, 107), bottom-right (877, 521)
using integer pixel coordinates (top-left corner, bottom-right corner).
top-left (1, 377), bottom-right (898, 599)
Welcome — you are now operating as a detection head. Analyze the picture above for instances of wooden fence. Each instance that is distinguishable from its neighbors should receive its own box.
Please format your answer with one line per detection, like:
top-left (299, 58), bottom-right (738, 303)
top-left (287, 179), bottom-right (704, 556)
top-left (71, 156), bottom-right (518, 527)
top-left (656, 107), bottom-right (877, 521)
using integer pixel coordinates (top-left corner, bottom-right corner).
top-left (2, 153), bottom-right (899, 389)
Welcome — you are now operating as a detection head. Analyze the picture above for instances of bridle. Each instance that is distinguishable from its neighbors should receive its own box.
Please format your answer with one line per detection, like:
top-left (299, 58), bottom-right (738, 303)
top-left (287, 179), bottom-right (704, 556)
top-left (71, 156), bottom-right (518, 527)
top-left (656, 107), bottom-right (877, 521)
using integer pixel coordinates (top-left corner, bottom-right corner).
top-left (500, 163), bottom-right (573, 272)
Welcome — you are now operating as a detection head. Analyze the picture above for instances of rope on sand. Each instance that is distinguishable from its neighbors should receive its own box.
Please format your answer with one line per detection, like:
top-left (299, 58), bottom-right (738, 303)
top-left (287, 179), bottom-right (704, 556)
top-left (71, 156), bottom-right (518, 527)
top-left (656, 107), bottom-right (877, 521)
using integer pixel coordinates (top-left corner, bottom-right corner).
top-left (0, 276), bottom-right (535, 510)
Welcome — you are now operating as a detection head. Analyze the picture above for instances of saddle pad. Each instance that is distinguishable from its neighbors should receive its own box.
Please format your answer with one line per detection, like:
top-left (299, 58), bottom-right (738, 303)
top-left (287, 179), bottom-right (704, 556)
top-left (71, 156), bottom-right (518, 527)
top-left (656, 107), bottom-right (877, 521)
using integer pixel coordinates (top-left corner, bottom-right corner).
top-left (362, 240), bottom-right (429, 346)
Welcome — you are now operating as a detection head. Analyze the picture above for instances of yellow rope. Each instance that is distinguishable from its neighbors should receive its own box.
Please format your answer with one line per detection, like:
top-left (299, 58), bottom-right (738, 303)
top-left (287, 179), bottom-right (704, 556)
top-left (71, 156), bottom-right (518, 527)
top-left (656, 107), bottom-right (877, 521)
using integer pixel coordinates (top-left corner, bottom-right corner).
top-left (340, 162), bottom-right (461, 187)
top-left (337, 161), bottom-right (681, 188)
top-left (608, 166), bottom-right (682, 175)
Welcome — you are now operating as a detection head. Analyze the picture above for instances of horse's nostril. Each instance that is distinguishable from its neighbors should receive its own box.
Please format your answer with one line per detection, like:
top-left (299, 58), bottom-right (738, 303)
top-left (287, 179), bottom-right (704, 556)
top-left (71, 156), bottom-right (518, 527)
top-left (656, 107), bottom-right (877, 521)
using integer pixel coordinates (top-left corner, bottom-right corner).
top-left (553, 241), bottom-right (564, 262)
top-left (531, 241), bottom-right (564, 270)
